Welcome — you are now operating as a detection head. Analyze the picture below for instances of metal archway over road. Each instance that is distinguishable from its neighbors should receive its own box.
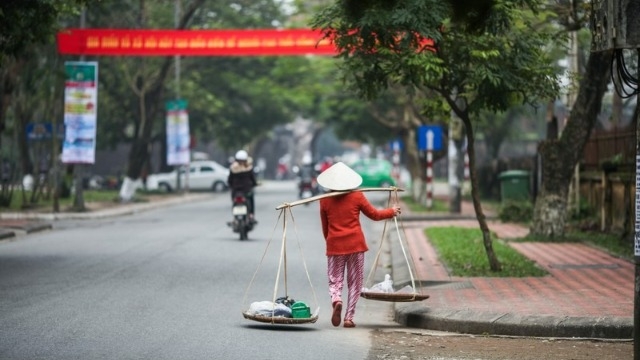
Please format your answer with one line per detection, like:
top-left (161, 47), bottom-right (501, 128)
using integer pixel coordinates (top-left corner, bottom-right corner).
top-left (57, 28), bottom-right (337, 56)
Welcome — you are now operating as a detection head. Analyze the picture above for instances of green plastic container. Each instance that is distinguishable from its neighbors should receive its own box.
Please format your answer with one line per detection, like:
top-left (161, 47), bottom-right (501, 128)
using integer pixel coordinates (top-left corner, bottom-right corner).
top-left (498, 170), bottom-right (531, 202)
top-left (291, 302), bottom-right (311, 318)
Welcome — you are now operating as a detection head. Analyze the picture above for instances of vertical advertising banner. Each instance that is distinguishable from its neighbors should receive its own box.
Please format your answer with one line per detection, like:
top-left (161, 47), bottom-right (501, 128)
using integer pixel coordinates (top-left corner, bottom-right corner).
top-left (166, 99), bottom-right (190, 166)
top-left (61, 61), bottom-right (98, 164)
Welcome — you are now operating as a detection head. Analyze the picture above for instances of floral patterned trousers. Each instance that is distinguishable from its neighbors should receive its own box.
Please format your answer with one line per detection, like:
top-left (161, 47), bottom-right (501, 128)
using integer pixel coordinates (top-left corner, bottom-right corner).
top-left (327, 252), bottom-right (365, 322)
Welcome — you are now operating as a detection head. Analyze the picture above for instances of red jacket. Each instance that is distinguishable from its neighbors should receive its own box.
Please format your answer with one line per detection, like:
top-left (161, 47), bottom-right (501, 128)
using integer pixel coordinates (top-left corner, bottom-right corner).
top-left (320, 191), bottom-right (395, 256)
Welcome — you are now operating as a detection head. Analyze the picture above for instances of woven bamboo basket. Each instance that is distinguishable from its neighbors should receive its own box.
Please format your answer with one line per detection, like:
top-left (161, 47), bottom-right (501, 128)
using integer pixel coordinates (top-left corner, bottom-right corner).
top-left (360, 292), bottom-right (430, 302)
top-left (242, 312), bottom-right (319, 324)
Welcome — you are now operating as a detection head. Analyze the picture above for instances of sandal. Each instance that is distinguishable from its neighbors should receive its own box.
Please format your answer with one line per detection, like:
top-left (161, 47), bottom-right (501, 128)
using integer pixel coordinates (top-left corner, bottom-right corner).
top-left (343, 320), bottom-right (355, 328)
top-left (331, 301), bottom-right (342, 327)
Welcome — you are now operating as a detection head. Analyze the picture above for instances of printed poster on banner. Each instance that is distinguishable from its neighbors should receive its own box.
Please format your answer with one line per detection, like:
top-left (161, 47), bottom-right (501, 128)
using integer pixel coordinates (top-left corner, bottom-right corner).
top-left (166, 100), bottom-right (190, 166)
top-left (61, 61), bottom-right (98, 164)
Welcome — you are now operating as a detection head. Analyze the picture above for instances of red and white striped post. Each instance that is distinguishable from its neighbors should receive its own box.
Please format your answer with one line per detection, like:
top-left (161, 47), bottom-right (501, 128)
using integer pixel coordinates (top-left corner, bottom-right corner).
top-left (425, 130), bottom-right (434, 209)
top-left (392, 140), bottom-right (401, 187)
top-left (463, 150), bottom-right (470, 192)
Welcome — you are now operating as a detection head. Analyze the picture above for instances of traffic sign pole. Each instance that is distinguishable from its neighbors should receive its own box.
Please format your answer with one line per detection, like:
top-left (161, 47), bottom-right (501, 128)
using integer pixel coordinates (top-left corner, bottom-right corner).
top-left (392, 141), bottom-right (401, 187)
top-left (425, 130), bottom-right (434, 209)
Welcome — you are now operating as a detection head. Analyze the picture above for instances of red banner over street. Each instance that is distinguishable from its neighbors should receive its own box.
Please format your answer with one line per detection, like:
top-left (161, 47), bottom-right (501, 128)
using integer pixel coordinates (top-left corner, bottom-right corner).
top-left (57, 28), bottom-right (337, 56)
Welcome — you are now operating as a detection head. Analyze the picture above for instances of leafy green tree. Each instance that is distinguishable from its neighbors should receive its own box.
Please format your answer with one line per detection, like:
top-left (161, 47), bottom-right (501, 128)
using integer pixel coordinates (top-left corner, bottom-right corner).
top-left (88, 0), bottom-right (318, 188)
top-left (82, 0), bottom-right (206, 200)
top-left (323, 85), bottom-right (450, 194)
top-left (183, 57), bottom-right (301, 152)
top-left (529, 1), bottom-right (613, 238)
top-left (0, 0), bottom-right (91, 61)
top-left (475, 105), bottom-right (539, 161)
top-left (0, 0), bottom-right (90, 147)
top-left (11, 44), bottom-right (65, 195)
top-left (1, 1), bottom-right (96, 210)
top-left (312, 0), bottom-right (560, 271)
top-left (3, 0), bottom-right (347, 206)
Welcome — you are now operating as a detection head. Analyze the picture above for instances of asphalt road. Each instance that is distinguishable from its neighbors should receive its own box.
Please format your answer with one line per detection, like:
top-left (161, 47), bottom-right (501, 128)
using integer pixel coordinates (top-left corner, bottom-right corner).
top-left (0, 181), bottom-right (401, 360)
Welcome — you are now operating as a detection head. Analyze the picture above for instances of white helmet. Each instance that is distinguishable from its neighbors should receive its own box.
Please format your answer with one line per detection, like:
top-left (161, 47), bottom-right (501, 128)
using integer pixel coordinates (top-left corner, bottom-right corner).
top-left (301, 153), bottom-right (312, 165)
top-left (235, 150), bottom-right (248, 161)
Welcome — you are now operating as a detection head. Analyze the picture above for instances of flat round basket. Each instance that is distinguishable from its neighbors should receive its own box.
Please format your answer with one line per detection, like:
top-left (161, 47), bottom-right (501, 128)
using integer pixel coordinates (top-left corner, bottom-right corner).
top-left (242, 312), bottom-right (319, 324)
top-left (360, 292), bottom-right (430, 302)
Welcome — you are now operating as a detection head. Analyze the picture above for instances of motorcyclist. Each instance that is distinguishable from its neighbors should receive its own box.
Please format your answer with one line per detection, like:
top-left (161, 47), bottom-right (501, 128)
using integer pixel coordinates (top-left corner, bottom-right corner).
top-left (296, 156), bottom-right (318, 199)
top-left (227, 150), bottom-right (258, 222)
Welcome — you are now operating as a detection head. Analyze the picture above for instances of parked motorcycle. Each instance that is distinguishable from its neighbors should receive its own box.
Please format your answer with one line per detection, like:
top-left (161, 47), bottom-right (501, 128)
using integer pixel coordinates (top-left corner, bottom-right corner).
top-left (227, 191), bottom-right (255, 240)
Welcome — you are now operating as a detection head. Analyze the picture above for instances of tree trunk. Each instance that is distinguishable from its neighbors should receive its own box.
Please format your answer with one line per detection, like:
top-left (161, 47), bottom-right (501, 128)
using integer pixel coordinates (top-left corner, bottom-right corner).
top-left (530, 50), bottom-right (612, 238)
top-left (125, 61), bottom-right (172, 181)
top-left (0, 59), bottom-right (23, 149)
top-left (0, 78), bottom-right (11, 149)
top-left (13, 93), bottom-right (33, 177)
top-left (159, 131), bottom-right (170, 173)
top-left (459, 111), bottom-right (501, 271)
top-left (120, 67), bottom-right (169, 201)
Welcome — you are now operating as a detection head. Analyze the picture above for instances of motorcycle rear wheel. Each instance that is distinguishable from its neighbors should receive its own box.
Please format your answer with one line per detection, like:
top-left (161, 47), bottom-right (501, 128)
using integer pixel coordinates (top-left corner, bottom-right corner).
top-left (239, 225), bottom-right (248, 240)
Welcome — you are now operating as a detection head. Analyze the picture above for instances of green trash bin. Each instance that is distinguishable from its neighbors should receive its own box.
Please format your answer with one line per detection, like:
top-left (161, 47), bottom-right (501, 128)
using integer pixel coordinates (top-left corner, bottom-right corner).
top-left (498, 170), bottom-right (530, 202)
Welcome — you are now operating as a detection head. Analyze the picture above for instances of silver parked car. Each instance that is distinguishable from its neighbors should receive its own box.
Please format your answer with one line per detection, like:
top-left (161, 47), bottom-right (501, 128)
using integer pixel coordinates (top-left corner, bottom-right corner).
top-left (148, 160), bottom-right (229, 192)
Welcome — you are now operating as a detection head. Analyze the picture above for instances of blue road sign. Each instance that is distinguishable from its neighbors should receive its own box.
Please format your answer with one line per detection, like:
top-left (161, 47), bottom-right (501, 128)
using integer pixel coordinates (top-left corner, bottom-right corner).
top-left (417, 125), bottom-right (443, 151)
top-left (26, 122), bottom-right (65, 141)
top-left (389, 139), bottom-right (403, 151)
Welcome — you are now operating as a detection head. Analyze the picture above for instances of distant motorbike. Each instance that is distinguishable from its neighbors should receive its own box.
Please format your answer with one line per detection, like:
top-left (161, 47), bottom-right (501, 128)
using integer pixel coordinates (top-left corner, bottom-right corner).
top-left (298, 177), bottom-right (319, 203)
top-left (227, 190), bottom-right (255, 240)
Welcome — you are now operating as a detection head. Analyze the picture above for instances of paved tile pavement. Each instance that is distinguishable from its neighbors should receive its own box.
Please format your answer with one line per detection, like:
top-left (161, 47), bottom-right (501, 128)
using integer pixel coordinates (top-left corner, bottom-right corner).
top-left (391, 201), bottom-right (634, 339)
top-left (0, 219), bottom-right (53, 239)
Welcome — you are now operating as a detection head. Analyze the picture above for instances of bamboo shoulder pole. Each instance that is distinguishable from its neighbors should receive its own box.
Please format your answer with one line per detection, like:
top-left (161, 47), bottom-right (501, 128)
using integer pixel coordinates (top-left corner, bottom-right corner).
top-left (275, 187), bottom-right (405, 210)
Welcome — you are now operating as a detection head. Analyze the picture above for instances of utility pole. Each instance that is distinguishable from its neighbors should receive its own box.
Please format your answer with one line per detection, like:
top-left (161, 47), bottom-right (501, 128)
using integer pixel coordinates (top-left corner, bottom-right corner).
top-left (51, 85), bottom-right (59, 212)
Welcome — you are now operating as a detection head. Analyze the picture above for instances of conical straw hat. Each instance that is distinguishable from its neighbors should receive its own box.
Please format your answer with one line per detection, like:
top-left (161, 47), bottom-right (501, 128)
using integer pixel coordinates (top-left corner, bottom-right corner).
top-left (317, 162), bottom-right (362, 191)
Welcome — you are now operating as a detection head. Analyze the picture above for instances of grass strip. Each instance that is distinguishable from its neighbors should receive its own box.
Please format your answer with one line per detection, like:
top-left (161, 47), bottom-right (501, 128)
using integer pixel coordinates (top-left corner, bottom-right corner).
top-left (425, 226), bottom-right (547, 277)
top-left (401, 195), bottom-right (448, 213)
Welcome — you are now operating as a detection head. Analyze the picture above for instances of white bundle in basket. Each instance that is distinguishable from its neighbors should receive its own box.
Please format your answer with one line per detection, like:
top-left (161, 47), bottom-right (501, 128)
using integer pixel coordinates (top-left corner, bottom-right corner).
top-left (363, 274), bottom-right (394, 293)
top-left (247, 301), bottom-right (292, 318)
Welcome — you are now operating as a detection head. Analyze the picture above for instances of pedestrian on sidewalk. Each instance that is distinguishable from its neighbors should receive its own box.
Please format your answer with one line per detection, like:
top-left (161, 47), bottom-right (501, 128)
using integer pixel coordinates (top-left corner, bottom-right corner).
top-left (317, 162), bottom-right (401, 328)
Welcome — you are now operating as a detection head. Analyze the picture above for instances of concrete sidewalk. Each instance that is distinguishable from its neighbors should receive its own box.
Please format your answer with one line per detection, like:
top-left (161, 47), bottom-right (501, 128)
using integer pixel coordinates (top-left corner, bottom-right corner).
top-left (0, 193), bottom-right (212, 239)
top-left (390, 201), bottom-right (633, 339)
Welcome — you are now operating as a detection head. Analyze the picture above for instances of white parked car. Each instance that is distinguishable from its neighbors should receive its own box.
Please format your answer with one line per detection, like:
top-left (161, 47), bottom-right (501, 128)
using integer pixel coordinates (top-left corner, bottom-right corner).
top-left (148, 160), bottom-right (229, 192)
